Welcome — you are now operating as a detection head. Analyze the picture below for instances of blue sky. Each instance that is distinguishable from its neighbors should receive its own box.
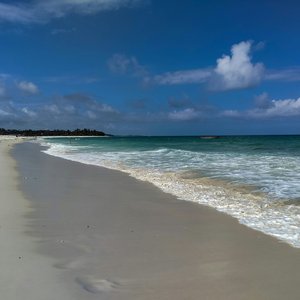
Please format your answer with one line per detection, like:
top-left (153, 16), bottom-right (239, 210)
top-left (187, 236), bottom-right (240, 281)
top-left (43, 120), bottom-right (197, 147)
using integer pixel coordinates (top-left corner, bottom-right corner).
top-left (0, 0), bottom-right (300, 135)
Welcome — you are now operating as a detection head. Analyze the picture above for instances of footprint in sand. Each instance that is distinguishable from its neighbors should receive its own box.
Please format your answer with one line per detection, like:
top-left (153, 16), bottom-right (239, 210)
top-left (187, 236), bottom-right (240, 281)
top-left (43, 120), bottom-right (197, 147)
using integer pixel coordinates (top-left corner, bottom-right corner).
top-left (75, 276), bottom-right (120, 294)
top-left (53, 259), bottom-right (83, 270)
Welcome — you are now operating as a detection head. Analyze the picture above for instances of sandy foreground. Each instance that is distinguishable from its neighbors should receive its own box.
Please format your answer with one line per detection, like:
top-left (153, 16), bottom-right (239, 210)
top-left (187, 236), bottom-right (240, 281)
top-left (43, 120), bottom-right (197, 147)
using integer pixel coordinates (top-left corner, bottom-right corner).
top-left (0, 137), bottom-right (76, 299)
top-left (1, 137), bottom-right (300, 299)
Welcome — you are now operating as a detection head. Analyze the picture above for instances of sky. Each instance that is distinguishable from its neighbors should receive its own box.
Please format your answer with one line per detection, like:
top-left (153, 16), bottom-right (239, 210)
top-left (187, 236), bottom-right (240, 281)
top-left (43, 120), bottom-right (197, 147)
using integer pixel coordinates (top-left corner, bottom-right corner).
top-left (0, 0), bottom-right (300, 135)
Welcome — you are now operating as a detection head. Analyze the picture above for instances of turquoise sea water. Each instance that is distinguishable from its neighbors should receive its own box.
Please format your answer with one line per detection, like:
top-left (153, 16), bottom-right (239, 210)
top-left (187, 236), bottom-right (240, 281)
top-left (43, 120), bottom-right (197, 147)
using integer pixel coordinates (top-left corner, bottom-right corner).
top-left (41, 135), bottom-right (300, 247)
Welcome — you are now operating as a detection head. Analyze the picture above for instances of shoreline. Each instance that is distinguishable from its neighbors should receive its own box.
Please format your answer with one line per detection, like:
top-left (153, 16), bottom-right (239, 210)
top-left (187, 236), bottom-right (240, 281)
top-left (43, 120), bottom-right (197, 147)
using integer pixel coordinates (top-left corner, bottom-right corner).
top-left (42, 136), bottom-right (300, 248)
top-left (7, 141), bottom-right (300, 299)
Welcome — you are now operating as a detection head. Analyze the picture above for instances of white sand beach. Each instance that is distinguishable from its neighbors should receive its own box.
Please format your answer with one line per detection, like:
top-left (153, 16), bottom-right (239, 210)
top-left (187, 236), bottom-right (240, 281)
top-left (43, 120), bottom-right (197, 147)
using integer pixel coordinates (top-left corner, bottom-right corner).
top-left (1, 138), bottom-right (300, 299)
top-left (0, 137), bottom-right (77, 299)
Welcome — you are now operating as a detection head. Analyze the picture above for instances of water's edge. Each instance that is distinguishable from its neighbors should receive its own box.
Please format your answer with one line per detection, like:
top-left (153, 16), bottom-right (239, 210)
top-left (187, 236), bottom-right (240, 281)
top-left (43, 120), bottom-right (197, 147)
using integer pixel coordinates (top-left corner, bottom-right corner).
top-left (38, 138), bottom-right (300, 248)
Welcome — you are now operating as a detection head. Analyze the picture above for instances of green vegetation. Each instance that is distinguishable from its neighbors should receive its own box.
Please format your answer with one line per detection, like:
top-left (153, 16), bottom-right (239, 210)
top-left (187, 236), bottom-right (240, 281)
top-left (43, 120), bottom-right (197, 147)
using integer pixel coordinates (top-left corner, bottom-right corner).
top-left (0, 128), bottom-right (109, 137)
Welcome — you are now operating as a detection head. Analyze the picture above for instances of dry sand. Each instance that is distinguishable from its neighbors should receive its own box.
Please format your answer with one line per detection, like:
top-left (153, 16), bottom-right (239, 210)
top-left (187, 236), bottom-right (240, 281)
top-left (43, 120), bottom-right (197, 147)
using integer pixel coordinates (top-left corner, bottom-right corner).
top-left (4, 140), bottom-right (300, 299)
top-left (0, 137), bottom-right (77, 299)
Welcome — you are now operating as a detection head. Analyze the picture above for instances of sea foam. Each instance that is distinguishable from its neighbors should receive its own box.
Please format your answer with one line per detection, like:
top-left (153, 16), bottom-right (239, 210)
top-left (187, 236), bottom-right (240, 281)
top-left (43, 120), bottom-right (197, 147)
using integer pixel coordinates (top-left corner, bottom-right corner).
top-left (40, 138), bottom-right (300, 248)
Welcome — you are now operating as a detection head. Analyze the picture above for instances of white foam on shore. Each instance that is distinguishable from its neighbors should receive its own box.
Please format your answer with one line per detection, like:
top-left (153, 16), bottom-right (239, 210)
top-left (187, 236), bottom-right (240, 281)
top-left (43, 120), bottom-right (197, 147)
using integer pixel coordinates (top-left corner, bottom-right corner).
top-left (42, 141), bottom-right (300, 248)
top-left (41, 141), bottom-right (300, 199)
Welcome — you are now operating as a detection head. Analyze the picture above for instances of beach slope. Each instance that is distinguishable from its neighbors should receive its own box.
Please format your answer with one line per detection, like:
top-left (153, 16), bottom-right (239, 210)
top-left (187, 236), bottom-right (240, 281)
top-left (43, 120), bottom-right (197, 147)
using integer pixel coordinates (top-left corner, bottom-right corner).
top-left (9, 141), bottom-right (300, 300)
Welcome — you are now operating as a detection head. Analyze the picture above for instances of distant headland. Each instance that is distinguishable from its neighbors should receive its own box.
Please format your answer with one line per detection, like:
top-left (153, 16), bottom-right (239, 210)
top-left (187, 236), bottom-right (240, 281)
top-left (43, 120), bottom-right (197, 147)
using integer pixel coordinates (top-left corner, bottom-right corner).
top-left (0, 128), bottom-right (110, 137)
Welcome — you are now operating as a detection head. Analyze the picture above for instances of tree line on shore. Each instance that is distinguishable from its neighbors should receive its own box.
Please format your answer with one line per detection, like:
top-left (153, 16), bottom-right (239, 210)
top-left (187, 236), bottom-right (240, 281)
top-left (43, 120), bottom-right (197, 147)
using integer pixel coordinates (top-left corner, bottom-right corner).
top-left (0, 128), bottom-right (108, 137)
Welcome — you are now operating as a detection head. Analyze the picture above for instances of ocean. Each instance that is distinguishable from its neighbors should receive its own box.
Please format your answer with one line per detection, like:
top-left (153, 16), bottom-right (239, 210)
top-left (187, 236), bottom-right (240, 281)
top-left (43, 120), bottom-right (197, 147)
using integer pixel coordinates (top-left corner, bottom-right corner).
top-left (40, 135), bottom-right (300, 247)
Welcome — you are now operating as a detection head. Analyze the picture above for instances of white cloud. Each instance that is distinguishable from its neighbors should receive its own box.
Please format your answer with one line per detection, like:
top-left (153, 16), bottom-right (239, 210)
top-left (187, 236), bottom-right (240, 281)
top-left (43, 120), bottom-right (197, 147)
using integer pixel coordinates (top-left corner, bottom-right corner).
top-left (168, 108), bottom-right (200, 121)
top-left (0, 3), bottom-right (35, 23)
top-left (17, 81), bottom-right (39, 94)
top-left (54, 92), bottom-right (121, 125)
top-left (213, 41), bottom-right (264, 90)
top-left (44, 104), bottom-right (61, 115)
top-left (64, 104), bottom-right (76, 113)
top-left (100, 103), bottom-right (116, 112)
top-left (154, 69), bottom-right (211, 85)
top-left (151, 41), bottom-right (264, 90)
top-left (250, 98), bottom-right (300, 118)
top-left (0, 108), bottom-right (12, 117)
top-left (0, 0), bottom-right (145, 24)
top-left (40, 0), bottom-right (143, 16)
top-left (265, 68), bottom-right (300, 82)
top-left (221, 109), bottom-right (241, 117)
top-left (108, 54), bottom-right (134, 74)
top-left (0, 93), bottom-right (124, 129)
top-left (221, 96), bottom-right (300, 119)
top-left (108, 54), bottom-right (147, 77)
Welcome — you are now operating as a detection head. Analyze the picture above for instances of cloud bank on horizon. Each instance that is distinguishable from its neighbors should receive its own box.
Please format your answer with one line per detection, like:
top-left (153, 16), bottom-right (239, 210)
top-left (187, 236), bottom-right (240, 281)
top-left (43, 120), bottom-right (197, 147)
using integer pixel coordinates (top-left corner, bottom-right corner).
top-left (1, 39), bottom-right (300, 132)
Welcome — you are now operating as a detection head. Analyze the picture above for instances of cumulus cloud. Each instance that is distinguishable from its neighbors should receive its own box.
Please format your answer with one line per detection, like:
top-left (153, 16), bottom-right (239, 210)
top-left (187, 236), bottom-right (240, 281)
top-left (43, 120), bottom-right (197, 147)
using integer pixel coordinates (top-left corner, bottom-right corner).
top-left (168, 108), bottom-right (200, 121)
top-left (48, 92), bottom-right (121, 126)
top-left (0, 0), bottom-right (145, 24)
top-left (212, 41), bottom-right (264, 90)
top-left (17, 81), bottom-right (39, 94)
top-left (151, 41), bottom-right (264, 91)
top-left (0, 92), bottom-right (124, 130)
top-left (251, 98), bottom-right (300, 118)
top-left (221, 95), bottom-right (300, 119)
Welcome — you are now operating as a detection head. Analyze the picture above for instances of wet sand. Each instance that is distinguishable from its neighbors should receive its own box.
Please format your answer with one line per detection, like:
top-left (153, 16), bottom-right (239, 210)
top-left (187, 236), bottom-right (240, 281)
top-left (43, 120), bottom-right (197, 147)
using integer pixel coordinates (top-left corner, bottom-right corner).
top-left (9, 141), bottom-right (300, 299)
